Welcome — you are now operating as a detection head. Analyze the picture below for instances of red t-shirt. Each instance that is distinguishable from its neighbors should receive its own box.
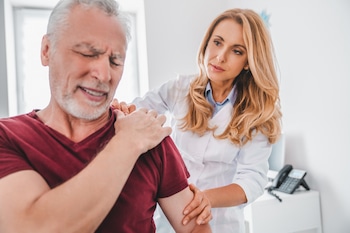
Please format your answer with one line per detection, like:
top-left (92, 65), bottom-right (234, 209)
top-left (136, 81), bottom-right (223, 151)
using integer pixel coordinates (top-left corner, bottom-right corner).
top-left (0, 110), bottom-right (190, 233)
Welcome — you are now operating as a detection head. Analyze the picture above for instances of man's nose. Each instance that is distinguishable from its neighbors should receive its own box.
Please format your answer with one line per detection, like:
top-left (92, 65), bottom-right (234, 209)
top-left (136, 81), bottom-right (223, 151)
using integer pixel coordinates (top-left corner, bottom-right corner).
top-left (90, 56), bottom-right (111, 82)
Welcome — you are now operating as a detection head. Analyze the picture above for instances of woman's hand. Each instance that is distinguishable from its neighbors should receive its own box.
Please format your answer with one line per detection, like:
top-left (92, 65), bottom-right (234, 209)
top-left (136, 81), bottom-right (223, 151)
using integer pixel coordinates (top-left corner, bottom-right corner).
top-left (111, 98), bottom-right (136, 115)
top-left (182, 184), bottom-right (212, 225)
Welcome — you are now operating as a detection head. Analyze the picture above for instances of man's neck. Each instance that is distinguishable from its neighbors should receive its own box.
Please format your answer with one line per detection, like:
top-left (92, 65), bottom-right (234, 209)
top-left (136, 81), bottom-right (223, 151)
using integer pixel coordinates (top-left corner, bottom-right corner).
top-left (36, 106), bottom-right (111, 143)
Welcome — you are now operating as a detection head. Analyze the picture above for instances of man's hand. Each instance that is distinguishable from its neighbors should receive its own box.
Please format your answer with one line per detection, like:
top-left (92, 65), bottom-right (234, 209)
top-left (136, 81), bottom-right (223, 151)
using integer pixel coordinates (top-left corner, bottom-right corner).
top-left (182, 184), bottom-right (212, 225)
top-left (114, 108), bottom-right (171, 154)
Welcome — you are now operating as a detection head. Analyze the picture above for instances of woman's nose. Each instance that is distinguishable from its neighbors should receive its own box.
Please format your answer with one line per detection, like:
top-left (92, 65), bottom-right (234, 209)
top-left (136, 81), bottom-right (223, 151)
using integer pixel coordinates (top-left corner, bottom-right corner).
top-left (216, 50), bottom-right (227, 63)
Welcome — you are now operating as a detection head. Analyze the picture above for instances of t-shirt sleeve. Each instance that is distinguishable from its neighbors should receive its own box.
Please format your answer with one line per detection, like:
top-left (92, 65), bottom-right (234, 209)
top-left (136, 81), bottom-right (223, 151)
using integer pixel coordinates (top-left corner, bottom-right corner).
top-left (154, 136), bottom-right (190, 198)
top-left (0, 123), bottom-right (33, 179)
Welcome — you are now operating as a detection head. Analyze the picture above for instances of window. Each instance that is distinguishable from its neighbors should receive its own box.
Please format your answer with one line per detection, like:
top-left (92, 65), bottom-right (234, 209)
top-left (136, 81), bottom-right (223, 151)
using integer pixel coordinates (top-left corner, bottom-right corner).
top-left (10, 1), bottom-right (147, 115)
top-left (13, 8), bottom-right (51, 113)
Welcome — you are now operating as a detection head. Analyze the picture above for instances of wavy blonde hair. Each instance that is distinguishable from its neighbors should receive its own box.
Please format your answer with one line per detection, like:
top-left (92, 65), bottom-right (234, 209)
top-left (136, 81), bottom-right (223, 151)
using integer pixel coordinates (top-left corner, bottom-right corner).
top-left (181, 8), bottom-right (282, 145)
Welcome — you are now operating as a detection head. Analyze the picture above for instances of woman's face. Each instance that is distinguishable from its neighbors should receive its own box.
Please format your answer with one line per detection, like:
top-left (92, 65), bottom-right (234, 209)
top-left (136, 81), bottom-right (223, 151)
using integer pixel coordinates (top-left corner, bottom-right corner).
top-left (204, 19), bottom-right (248, 86)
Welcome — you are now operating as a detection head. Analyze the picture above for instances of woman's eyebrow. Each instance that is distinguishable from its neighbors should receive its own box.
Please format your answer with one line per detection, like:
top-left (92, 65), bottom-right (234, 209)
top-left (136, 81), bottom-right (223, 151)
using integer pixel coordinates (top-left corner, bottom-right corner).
top-left (213, 35), bottom-right (224, 41)
top-left (233, 44), bottom-right (247, 50)
top-left (213, 35), bottom-right (246, 50)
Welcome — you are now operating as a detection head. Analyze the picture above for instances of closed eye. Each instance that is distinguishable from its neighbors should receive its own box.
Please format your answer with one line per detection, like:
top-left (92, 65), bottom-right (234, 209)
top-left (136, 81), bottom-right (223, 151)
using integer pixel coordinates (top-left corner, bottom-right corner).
top-left (74, 49), bottom-right (124, 67)
top-left (77, 52), bottom-right (97, 58)
top-left (82, 53), bottom-right (96, 58)
top-left (109, 57), bottom-right (123, 67)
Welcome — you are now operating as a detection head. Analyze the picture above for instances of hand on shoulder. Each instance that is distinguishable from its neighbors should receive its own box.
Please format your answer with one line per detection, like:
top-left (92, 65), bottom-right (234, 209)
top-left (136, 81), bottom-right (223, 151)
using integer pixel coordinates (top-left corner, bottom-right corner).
top-left (113, 108), bottom-right (172, 154)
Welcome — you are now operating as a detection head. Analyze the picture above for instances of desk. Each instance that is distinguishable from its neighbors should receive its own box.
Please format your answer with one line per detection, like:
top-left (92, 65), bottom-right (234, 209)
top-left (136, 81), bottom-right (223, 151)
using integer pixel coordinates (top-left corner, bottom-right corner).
top-left (244, 190), bottom-right (322, 233)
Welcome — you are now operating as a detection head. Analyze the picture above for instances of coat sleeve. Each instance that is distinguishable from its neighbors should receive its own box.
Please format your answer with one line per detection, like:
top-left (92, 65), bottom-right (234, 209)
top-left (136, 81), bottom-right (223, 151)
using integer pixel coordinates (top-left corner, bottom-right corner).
top-left (132, 74), bottom-right (194, 114)
top-left (233, 132), bottom-right (271, 204)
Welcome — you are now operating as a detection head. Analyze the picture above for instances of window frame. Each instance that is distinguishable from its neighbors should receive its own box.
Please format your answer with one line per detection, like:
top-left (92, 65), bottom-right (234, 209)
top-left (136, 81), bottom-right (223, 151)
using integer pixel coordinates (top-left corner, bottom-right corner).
top-left (3, 0), bottom-right (148, 116)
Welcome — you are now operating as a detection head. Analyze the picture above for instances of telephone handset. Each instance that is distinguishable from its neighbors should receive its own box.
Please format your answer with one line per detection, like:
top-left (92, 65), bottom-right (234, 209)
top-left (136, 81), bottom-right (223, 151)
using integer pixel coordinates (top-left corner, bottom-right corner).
top-left (270, 164), bottom-right (310, 194)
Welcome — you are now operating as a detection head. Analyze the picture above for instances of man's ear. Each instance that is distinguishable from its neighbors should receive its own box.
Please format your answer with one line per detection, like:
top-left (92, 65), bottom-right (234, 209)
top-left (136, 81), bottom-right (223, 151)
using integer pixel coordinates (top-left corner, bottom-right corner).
top-left (40, 35), bottom-right (50, 66)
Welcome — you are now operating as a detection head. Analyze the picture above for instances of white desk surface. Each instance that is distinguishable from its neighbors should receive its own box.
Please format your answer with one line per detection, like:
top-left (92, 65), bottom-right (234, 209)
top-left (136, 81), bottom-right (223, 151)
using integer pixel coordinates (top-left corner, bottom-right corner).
top-left (244, 190), bottom-right (322, 233)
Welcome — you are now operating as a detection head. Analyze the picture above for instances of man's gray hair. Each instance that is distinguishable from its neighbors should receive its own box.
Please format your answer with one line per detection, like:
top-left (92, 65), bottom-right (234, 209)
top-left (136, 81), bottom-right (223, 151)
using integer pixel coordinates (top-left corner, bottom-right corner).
top-left (47, 0), bottom-right (131, 46)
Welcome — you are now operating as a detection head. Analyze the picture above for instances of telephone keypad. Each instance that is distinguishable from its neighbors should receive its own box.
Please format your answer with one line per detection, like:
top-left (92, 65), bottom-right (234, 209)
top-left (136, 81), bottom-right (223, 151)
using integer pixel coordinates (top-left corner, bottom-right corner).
top-left (278, 177), bottom-right (300, 194)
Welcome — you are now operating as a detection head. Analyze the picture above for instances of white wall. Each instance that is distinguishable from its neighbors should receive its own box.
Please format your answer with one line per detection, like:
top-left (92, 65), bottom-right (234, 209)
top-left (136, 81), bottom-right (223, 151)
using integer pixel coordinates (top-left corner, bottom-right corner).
top-left (144, 0), bottom-right (350, 232)
top-left (143, 0), bottom-right (231, 92)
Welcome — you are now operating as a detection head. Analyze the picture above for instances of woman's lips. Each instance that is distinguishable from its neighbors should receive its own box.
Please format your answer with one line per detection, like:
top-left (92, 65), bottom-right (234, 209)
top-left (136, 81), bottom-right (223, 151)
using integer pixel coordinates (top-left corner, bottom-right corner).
top-left (210, 64), bottom-right (225, 72)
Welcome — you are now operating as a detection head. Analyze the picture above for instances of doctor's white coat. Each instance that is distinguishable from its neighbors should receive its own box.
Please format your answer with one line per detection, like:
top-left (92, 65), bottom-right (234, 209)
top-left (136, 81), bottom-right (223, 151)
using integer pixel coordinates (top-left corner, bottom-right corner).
top-left (133, 74), bottom-right (271, 233)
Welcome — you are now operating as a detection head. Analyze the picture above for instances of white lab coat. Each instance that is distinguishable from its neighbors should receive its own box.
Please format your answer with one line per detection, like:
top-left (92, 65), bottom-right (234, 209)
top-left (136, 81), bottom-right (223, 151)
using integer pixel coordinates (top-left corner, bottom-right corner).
top-left (133, 74), bottom-right (271, 233)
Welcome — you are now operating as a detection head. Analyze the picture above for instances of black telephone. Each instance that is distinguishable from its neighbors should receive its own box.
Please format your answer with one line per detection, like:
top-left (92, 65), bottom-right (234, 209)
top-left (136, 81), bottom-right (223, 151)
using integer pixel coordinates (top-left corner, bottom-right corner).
top-left (270, 164), bottom-right (310, 194)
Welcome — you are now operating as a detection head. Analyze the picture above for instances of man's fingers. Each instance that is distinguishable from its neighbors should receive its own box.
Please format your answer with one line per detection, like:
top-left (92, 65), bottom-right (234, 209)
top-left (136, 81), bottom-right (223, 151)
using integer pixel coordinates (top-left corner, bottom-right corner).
top-left (115, 109), bottom-right (126, 119)
top-left (147, 109), bottom-right (158, 118)
top-left (138, 108), bottom-right (148, 113)
top-left (114, 107), bottom-right (172, 154)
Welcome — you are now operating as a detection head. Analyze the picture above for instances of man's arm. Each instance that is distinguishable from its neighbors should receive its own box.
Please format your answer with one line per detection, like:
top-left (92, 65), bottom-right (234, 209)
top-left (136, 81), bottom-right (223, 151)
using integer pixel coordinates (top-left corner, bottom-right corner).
top-left (158, 187), bottom-right (212, 233)
top-left (0, 109), bottom-right (171, 233)
top-left (113, 100), bottom-right (213, 226)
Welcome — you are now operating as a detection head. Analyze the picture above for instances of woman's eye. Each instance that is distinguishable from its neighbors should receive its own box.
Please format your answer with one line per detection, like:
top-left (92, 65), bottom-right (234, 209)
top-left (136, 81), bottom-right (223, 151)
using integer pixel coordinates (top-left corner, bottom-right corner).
top-left (213, 40), bottom-right (221, 46)
top-left (233, 49), bottom-right (242, 55)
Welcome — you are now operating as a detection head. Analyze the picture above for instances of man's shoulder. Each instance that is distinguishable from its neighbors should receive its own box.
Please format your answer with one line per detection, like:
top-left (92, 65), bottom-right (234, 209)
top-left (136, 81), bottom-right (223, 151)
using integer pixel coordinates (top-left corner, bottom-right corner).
top-left (146, 136), bottom-right (187, 173)
top-left (153, 136), bottom-right (178, 155)
top-left (138, 136), bottom-right (180, 166)
top-left (0, 112), bottom-right (36, 128)
top-left (0, 112), bottom-right (47, 145)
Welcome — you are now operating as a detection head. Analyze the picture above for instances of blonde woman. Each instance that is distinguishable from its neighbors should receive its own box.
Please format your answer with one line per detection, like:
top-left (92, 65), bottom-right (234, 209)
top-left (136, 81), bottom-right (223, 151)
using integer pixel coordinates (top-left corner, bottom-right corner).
top-left (115, 8), bottom-right (282, 233)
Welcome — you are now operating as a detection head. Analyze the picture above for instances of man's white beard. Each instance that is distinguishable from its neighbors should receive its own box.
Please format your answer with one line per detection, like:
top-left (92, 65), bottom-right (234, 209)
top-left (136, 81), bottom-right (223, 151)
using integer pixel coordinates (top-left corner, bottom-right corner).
top-left (58, 94), bottom-right (109, 121)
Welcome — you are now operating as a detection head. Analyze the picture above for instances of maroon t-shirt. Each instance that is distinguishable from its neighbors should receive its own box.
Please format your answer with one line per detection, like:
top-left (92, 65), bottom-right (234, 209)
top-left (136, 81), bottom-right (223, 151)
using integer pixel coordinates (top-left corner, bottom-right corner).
top-left (0, 109), bottom-right (190, 233)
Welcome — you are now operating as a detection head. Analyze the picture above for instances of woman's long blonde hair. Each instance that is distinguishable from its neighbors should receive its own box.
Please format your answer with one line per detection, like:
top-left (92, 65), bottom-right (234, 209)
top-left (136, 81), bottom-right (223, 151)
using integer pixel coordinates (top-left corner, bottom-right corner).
top-left (181, 8), bottom-right (282, 145)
